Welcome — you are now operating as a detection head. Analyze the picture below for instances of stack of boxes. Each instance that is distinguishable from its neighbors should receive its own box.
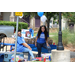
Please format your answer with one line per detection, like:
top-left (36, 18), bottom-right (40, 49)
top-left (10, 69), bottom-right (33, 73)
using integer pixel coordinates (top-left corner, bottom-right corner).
top-left (1, 37), bottom-right (15, 44)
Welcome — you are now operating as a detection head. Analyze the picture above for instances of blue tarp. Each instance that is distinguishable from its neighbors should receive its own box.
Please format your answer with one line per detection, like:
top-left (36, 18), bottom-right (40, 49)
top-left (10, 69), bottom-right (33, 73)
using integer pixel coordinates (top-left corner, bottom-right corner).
top-left (0, 43), bottom-right (57, 53)
top-left (28, 44), bottom-right (57, 53)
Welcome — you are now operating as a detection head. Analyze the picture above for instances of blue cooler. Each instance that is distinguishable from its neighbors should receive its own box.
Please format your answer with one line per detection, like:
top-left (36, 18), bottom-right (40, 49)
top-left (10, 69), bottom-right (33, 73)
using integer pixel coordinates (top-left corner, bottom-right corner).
top-left (0, 52), bottom-right (6, 62)
top-left (0, 54), bottom-right (4, 62)
top-left (4, 52), bottom-right (24, 62)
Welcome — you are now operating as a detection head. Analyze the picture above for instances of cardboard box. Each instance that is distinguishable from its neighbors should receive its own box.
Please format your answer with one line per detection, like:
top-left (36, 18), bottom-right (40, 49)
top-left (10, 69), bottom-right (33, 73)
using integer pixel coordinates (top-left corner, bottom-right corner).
top-left (25, 39), bottom-right (29, 43)
top-left (1, 37), bottom-right (15, 44)
top-left (24, 38), bottom-right (35, 44)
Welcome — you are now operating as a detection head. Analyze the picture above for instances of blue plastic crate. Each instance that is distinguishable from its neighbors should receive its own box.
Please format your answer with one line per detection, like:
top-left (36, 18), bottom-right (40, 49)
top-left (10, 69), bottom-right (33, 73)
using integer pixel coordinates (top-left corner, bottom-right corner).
top-left (50, 45), bottom-right (57, 50)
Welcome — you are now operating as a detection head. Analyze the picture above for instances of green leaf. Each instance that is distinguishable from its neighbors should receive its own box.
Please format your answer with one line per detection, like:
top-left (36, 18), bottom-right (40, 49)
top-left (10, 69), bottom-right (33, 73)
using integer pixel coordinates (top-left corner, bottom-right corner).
top-left (0, 21), bottom-right (28, 31)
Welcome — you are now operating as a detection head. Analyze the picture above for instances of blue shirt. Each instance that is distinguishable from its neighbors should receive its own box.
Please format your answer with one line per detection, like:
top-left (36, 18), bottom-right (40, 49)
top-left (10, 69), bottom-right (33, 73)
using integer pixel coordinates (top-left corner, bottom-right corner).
top-left (37, 32), bottom-right (49, 43)
top-left (17, 36), bottom-right (26, 52)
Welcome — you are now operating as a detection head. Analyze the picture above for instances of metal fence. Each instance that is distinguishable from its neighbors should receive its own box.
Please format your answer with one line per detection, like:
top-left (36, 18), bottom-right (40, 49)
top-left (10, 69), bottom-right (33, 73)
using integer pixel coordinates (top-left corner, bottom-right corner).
top-left (0, 35), bottom-right (5, 51)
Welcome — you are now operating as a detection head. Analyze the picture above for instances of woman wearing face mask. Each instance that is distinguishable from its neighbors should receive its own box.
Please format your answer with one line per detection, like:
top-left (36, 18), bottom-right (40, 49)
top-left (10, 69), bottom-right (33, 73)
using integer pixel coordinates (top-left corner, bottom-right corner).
top-left (35, 25), bottom-right (51, 57)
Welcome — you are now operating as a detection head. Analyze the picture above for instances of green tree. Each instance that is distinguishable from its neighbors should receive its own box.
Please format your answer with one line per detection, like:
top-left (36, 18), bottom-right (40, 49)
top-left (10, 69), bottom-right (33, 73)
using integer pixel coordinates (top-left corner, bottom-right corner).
top-left (44, 12), bottom-right (59, 34)
top-left (23, 12), bottom-right (59, 34)
top-left (62, 12), bottom-right (75, 23)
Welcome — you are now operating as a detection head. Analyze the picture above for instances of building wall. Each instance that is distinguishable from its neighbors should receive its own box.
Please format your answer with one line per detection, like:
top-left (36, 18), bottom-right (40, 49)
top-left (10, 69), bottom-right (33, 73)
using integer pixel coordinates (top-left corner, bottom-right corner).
top-left (40, 21), bottom-right (43, 26)
top-left (3, 12), bottom-right (11, 21)
top-left (35, 16), bottom-right (40, 27)
top-left (0, 12), bottom-right (3, 20)
top-left (30, 17), bottom-right (35, 28)
top-left (68, 22), bottom-right (75, 32)
top-left (30, 16), bottom-right (42, 29)
top-left (61, 16), bottom-right (68, 30)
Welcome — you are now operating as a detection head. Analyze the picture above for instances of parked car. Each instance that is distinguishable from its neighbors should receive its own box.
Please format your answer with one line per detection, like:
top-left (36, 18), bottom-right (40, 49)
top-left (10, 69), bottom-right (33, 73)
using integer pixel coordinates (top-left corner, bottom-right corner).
top-left (0, 25), bottom-right (15, 37)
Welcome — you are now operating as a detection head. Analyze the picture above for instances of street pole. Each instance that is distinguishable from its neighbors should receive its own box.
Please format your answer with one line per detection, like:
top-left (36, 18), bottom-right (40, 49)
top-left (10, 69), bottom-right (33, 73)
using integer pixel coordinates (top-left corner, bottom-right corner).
top-left (14, 16), bottom-right (19, 62)
top-left (57, 12), bottom-right (64, 50)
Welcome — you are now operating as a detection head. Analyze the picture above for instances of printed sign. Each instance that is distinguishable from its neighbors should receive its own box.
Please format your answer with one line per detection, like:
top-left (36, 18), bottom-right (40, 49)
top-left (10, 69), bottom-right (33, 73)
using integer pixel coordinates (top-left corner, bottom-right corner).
top-left (15, 12), bottom-right (23, 16)
top-left (21, 29), bottom-right (34, 38)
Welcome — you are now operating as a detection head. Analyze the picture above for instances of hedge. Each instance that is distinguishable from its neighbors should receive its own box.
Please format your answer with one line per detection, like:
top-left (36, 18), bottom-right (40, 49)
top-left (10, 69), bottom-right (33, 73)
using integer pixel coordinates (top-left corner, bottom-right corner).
top-left (0, 21), bottom-right (28, 31)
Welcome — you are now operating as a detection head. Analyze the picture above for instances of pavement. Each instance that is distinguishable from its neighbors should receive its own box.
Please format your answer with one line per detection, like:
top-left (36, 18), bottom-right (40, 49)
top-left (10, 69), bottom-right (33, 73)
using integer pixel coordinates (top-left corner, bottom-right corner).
top-left (20, 51), bottom-right (75, 61)
top-left (70, 51), bottom-right (75, 58)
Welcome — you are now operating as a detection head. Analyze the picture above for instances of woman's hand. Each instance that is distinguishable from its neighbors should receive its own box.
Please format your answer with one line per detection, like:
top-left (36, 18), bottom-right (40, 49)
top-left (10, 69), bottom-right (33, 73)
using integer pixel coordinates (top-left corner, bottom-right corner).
top-left (28, 47), bottom-right (32, 50)
top-left (35, 37), bottom-right (38, 47)
top-left (22, 43), bottom-right (32, 50)
top-left (35, 43), bottom-right (37, 47)
top-left (47, 43), bottom-right (50, 47)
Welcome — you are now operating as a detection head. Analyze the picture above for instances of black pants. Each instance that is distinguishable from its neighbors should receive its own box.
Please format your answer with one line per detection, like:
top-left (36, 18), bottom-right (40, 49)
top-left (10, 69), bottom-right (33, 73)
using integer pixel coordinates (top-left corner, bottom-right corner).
top-left (37, 42), bottom-right (51, 57)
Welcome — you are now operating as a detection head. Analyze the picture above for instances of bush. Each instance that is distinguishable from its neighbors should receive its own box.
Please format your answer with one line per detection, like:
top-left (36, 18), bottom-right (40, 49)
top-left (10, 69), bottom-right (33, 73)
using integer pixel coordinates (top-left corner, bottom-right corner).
top-left (50, 33), bottom-right (58, 45)
top-left (0, 21), bottom-right (28, 31)
top-left (62, 29), bottom-right (69, 46)
top-left (50, 29), bottom-right (69, 46)
top-left (50, 28), bottom-right (75, 46)
top-left (69, 32), bottom-right (75, 46)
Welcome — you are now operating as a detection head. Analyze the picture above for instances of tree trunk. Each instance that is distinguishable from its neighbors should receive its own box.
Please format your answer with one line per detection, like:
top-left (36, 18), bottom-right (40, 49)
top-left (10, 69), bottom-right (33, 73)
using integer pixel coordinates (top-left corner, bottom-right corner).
top-left (47, 20), bottom-right (49, 35)
top-left (46, 12), bottom-right (50, 35)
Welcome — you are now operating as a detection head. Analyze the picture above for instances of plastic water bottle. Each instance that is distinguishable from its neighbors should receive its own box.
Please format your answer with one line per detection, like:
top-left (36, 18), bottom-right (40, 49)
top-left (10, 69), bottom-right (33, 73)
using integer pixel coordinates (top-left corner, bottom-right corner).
top-left (18, 60), bottom-right (21, 62)
top-left (49, 56), bottom-right (51, 61)
top-left (44, 57), bottom-right (46, 62)
top-left (53, 42), bottom-right (55, 45)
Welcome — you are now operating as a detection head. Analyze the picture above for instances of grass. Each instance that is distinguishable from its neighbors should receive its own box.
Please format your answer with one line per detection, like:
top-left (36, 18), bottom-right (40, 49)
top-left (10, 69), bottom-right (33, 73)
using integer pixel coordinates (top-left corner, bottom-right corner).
top-left (68, 32), bottom-right (75, 46)
top-left (49, 32), bottom-right (58, 35)
top-left (34, 33), bottom-right (37, 36)
top-left (34, 32), bottom-right (58, 37)
top-left (50, 29), bottom-right (75, 46)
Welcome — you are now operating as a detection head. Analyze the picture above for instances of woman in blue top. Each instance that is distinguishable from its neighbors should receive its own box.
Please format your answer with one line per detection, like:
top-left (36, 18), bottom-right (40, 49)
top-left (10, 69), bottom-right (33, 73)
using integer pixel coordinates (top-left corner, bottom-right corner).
top-left (35, 25), bottom-right (51, 57)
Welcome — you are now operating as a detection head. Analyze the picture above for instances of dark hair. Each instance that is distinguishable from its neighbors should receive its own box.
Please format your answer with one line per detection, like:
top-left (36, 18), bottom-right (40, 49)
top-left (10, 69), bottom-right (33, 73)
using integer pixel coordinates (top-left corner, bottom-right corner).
top-left (37, 25), bottom-right (48, 40)
top-left (18, 30), bottom-right (21, 32)
top-left (18, 30), bottom-right (21, 36)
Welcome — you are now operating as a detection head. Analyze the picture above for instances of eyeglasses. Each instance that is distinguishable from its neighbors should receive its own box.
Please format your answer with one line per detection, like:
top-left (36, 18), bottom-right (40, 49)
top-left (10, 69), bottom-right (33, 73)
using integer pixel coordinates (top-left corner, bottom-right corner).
top-left (41, 28), bottom-right (45, 29)
top-left (18, 33), bottom-right (21, 35)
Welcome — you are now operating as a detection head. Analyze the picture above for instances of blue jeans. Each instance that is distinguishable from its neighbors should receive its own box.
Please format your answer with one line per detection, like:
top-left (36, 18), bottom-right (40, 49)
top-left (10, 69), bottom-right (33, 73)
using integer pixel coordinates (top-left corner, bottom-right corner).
top-left (23, 48), bottom-right (34, 61)
top-left (37, 42), bottom-right (51, 57)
